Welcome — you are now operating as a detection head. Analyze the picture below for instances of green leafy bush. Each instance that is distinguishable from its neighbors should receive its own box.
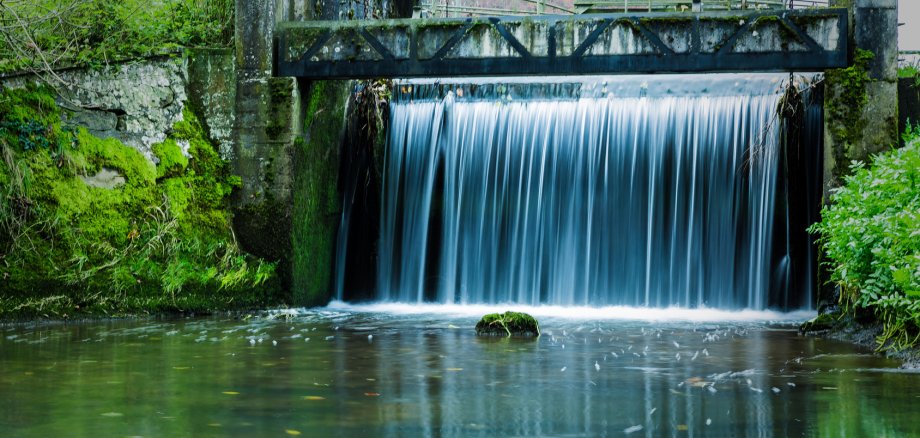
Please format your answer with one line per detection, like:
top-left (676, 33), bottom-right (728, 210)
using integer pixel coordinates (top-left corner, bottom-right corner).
top-left (0, 0), bottom-right (234, 74)
top-left (810, 127), bottom-right (920, 350)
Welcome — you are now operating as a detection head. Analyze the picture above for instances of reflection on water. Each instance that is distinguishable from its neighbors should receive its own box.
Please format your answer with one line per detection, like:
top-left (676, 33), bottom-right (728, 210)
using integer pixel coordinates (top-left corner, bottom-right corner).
top-left (1, 308), bottom-right (918, 437)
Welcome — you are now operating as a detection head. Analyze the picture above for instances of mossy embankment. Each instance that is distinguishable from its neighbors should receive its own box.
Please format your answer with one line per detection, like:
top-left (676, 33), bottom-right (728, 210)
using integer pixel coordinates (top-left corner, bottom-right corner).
top-left (0, 84), bottom-right (281, 319)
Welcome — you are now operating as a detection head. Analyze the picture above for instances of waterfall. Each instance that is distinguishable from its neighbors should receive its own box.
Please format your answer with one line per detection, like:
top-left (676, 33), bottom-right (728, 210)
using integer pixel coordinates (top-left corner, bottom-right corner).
top-left (348, 74), bottom-right (815, 310)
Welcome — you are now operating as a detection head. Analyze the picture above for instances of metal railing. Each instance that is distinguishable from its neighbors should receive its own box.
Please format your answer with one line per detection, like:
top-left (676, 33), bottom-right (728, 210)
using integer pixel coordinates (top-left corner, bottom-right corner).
top-left (576, 0), bottom-right (829, 14)
top-left (416, 0), bottom-right (830, 17)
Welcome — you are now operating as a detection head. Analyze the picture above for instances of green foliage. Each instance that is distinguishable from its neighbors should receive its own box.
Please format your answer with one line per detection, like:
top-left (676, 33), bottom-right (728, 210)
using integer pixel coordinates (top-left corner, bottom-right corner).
top-left (165, 0), bottom-right (235, 49)
top-left (809, 128), bottom-right (920, 351)
top-left (0, 0), bottom-right (234, 75)
top-left (899, 61), bottom-right (920, 87)
top-left (904, 120), bottom-right (920, 145)
top-left (0, 85), bottom-right (279, 318)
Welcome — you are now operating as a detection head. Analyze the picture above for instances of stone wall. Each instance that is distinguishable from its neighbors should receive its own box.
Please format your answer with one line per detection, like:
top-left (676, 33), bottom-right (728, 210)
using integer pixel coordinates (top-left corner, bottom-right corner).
top-left (1, 52), bottom-right (238, 165)
top-left (2, 57), bottom-right (187, 162)
top-left (186, 48), bottom-right (238, 159)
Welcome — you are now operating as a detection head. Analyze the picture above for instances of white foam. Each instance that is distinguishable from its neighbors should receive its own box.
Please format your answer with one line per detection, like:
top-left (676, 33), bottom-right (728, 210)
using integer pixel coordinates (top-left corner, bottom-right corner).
top-left (323, 300), bottom-right (815, 323)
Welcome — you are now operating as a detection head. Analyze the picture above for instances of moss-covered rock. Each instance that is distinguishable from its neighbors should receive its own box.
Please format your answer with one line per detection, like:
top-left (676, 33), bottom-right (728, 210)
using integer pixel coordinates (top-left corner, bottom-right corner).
top-left (799, 312), bottom-right (841, 334)
top-left (0, 84), bottom-right (280, 319)
top-left (476, 311), bottom-right (540, 337)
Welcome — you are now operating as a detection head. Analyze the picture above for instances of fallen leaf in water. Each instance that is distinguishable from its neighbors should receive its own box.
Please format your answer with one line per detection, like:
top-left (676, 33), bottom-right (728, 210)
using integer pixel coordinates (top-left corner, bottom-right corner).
top-left (285, 430), bottom-right (301, 435)
top-left (365, 392), bottom-right (380, 397)
top-left (676, 424), bottom-right (689, 431)
top-left (303, 396), bottom-right (325, 401)
top-left (222, 391), bottom-right (240, 395)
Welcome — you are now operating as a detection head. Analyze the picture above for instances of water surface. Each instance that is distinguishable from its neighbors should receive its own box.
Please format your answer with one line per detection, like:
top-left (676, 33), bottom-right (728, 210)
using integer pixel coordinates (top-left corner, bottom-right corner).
top-left (1, 307), bottom-right (917, 437)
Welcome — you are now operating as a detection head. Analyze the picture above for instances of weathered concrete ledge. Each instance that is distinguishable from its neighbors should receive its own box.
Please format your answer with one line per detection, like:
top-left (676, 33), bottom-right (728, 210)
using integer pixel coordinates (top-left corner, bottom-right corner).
top-left (276, 9), bottom-right (848, 78)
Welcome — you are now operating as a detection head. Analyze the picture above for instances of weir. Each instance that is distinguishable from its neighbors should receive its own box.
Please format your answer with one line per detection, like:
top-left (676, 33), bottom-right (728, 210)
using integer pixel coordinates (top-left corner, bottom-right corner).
top-left (234, 0), bottom-right (900, 307)
top-left (336, 73), bottom-right (823, 310)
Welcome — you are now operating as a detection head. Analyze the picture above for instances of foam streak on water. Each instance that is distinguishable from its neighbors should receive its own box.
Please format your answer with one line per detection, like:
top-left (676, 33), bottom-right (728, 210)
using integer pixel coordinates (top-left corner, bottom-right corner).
top-left (325, 300), bottom-right (816, 322)
top-left (365, 74), bottom-right (797, 310)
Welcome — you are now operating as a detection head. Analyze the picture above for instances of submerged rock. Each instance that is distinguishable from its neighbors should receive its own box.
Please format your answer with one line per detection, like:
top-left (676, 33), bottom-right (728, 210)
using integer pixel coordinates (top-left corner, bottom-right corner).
top-left (799, 312), bottom-right (841, 334)
top-left (475, 311), bottom-right (540, 337)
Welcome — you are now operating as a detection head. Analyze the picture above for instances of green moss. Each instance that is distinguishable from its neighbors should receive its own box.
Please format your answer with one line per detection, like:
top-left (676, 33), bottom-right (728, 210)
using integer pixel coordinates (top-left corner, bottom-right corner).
top-left (153, 139), bottom-right (189, 178)
top-left (614, 18), bottom-right (643, 36)
top-left (800, 312), bottom-right (842, 333)
top-left (476, 311), bottom-right (540, 337)
top-left (0, 84), bottom-right (279, 319)
top-left (159, 107), bottom-right (241, 237)
top-left (266, 79), bottom-right (294, 140)
top-left (292, 80), bottom-right (347, 306)
top-left (73, 129), bottom-right (157, 183)
top-left (701, 16), bottom-right (746, 24)
top-left (639, 17), bottom-right (693, 27)
top-left (788, 13), bottom-right (840, 31)
top-left (825, 49), bottom-right (874, 181)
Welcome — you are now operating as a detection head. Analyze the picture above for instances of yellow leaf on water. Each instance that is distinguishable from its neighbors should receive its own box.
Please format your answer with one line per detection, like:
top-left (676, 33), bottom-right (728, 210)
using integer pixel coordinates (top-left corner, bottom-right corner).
top-left (222, 391), bottom-right (240, 395)
top-left (285, 429), bottom-right (302, 436)
top-left (303, 396), bottom-right (325, 401)
top-left (676, 425), bottom-right (689, 431)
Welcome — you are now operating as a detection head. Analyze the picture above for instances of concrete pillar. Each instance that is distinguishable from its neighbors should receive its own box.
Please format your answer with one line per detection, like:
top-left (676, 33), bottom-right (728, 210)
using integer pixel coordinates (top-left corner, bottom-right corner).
top-left (232, 0), bottom-right (300, 285)
top-left (822, 0), bottom-right (898, 199)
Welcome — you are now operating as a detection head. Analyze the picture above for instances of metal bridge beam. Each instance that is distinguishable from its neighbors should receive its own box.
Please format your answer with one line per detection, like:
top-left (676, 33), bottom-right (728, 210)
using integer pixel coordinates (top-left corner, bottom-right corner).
top-left (275, 9), bottom-right (847, 78)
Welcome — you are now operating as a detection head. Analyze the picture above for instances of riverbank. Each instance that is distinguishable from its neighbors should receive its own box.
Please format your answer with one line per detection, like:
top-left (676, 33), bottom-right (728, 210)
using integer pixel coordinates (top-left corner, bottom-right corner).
top-left (801, 311), bottom-right (920, 369)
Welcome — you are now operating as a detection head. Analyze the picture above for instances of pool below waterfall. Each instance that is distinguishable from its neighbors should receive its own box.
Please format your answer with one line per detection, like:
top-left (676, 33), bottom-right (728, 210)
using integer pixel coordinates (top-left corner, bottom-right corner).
top-left (2, 306), bottom-right (918, 437)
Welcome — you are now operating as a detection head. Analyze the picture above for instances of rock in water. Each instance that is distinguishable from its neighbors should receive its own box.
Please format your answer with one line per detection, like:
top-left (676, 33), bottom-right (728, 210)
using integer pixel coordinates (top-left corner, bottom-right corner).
top-left (475, 311), bottom-right (540, 337)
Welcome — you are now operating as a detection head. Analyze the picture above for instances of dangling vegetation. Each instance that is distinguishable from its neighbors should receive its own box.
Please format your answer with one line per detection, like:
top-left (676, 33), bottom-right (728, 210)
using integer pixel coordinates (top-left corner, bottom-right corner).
top-left (0, 84), bottom-right (279, 318)
top-left (0, 0), bottom-right (234, 78)
top-left (809, 124), bottom-right (920, 351)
